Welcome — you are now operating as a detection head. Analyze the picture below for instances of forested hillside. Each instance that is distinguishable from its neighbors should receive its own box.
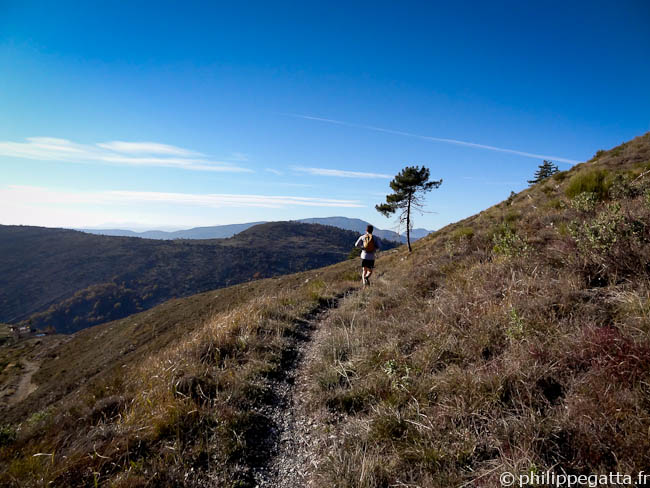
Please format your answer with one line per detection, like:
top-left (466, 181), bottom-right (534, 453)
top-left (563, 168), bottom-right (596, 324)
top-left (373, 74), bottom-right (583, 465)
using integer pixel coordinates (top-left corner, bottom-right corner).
top-left (0, 222), bottom-right (382, 333)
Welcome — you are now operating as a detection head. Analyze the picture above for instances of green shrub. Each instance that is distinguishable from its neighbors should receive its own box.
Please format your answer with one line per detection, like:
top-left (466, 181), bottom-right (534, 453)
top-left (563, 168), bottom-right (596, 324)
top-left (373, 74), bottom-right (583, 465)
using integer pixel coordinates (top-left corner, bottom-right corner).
top-left (569, 192), bottom-right (598, 213)
top-left (506, 308), bottom-right (525, 340)
top-left (492, 225), bottom-right (530, 258)
top-left (382, 359), bottom-right (411, 390)
top-left (565, 169), bottom-right (611, 200)
top-left (569, 203), bottom-right (624, 254)
top-left (0, 425), bottom-right (16, 446)
top-left (451, 227), bottom-right (474, 241)
top-left (26, 410), bottom-right (50, 426)
top-left (568, 200), bottom-right (649, 285)
top-left (608, 173), bottom-right (642, 200)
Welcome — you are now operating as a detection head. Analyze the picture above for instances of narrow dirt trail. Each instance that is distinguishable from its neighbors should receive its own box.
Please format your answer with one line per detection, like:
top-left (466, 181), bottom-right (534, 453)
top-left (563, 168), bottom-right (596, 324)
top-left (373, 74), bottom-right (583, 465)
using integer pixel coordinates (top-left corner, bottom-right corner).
top-left (8, 359), bottom-right (39, 406)
top-left (250, 289), bottom-right (355, 488)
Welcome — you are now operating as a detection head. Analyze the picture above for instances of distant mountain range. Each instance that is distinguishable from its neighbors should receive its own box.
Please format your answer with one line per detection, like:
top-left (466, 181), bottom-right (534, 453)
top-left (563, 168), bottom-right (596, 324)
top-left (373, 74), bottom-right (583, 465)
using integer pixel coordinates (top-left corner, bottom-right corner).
top-left (79, 222), bottom-right (266, 240)
top-left (1, 221), bottom-right (396, 334)
top-left (297, 217), bottom-right (430, 243)
top-left (78, 216), bottom-right (431, 243)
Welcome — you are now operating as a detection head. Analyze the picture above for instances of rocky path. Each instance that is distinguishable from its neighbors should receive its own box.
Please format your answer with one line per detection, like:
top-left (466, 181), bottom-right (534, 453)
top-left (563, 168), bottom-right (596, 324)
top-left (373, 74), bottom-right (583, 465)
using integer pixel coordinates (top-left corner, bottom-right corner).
top-left (8, 359), bottom-right (39, 406)
top-left (250, 290), bottom-right (353, 488)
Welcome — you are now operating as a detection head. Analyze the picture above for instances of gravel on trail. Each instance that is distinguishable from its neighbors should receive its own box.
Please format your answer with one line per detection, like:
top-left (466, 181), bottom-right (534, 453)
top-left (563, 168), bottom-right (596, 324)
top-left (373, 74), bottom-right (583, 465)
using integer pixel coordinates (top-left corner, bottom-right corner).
top-left (250, 291), bottom-right (353, 488)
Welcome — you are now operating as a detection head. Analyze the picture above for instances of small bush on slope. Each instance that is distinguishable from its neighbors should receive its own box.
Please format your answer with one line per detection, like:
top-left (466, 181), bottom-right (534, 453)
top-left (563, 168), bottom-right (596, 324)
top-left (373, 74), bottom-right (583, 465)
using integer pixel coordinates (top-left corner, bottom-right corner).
top-left (565, 169), bottom-right (612, 200)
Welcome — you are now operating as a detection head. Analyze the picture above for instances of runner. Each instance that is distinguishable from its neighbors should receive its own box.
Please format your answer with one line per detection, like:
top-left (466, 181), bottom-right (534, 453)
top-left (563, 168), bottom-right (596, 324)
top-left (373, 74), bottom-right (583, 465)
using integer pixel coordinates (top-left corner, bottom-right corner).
top-left (355, 224), bottom-right (381, 286)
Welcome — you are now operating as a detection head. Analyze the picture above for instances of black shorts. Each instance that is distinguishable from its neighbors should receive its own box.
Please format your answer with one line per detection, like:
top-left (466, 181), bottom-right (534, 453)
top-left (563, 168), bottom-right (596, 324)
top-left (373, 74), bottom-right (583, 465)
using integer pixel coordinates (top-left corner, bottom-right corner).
top-left (361, 258), bottom-right (375, 269)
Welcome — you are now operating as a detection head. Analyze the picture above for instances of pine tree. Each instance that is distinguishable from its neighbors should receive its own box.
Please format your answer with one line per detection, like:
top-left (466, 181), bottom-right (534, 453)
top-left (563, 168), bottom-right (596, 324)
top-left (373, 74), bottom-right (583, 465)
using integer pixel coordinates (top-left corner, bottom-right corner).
top-left (376, 165), bottom-right (442, 252)
top-left (528, 160), bottom-right (559, 185)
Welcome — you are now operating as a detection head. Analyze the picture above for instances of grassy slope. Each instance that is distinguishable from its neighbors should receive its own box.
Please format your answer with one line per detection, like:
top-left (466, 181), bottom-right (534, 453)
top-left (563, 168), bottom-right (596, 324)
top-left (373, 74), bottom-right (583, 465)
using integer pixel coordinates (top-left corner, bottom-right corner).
top-left (0, 221), bottom-right (371, 333)
top-left (1, 132), bottom-right (649, 486)
top-left (0, 259), bottom-right (362, 486)
top-left (305, 132), bottom-right (650, 486)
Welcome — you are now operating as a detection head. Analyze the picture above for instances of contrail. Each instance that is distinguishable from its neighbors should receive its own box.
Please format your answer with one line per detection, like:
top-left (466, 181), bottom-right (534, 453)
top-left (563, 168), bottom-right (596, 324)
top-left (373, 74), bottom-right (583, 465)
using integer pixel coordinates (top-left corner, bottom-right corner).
top-left (288, 114), bottom-right (580, 165)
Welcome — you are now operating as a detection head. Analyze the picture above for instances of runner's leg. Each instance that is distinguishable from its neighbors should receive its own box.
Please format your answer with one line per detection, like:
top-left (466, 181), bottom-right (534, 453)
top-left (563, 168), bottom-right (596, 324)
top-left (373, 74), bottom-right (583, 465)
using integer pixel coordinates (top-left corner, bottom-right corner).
top-left (362, 266), bottom-right (370, 285)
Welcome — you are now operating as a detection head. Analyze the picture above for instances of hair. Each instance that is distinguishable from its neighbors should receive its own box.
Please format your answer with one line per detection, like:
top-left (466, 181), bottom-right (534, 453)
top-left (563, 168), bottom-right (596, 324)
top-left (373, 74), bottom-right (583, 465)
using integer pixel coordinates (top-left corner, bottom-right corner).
top-left (366, 224), bottom-right (374, 234)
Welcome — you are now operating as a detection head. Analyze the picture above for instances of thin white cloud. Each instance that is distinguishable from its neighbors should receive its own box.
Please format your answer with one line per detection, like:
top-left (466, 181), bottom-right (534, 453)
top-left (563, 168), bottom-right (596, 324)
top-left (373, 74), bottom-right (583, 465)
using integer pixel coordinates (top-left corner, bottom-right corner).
top-left (0, 137), bottom-right (251, 172)
top-left (288, 114), bottom-right (580, 165)
top-left (0, 185), bottom-right (363, 209)
top-left (96, 141), bottom-right (202, 156)
top-left (265, 168), bottom-right (284, 176)
top-left (292, 166), bottom-right (392, 179)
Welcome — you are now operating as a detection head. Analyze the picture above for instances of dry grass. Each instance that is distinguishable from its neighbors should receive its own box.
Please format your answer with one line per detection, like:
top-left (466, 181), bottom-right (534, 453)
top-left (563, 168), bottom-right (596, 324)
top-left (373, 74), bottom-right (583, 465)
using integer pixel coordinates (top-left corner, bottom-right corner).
top-left (0, 265), bottom-right (357, 487)
top-left (304, 133), bottom-right (650, 487)
top-left (2, 132), bottom-right (650, 487)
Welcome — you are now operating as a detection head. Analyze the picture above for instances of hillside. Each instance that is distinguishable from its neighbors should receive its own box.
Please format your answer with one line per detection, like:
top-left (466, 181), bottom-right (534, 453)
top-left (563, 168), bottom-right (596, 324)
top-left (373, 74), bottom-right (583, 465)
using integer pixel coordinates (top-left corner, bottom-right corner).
top-left (1, 132), bottom-right (649, 487)
top-left (0, 222), bottom-right (381, 334)
top-left (78, 216), bottom-right (429, 243)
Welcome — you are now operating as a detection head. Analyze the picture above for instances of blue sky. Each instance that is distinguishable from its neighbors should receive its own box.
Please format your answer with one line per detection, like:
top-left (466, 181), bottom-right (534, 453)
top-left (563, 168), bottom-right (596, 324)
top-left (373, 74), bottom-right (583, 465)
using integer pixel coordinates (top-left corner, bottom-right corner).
top-left (1, 1), bottom-right (649, 231)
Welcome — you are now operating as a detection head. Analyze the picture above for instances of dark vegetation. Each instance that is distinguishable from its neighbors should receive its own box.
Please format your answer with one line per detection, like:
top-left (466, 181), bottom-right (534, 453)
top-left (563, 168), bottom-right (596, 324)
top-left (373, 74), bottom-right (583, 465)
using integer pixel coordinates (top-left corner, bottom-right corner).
top-left (1, 132), bottom-right (649, 486)
top-left (0, 324), bottom-right (10, 347)
top-left (528, 159), bottom-right (559, 184)
top-left (376, 165), bottom-right (442, 252)
top-left (0, 222), bottom-right (389, 334)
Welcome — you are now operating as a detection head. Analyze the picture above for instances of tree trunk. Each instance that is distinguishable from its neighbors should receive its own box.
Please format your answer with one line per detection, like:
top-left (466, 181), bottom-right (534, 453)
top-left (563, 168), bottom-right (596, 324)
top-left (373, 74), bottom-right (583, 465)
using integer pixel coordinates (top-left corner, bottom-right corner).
top-left (406, 193), bottom-right (412, 252)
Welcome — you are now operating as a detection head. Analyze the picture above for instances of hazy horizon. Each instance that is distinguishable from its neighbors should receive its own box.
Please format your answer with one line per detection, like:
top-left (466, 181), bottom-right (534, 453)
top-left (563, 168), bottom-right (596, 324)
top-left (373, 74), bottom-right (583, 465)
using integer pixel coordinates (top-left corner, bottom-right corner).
top-left (17, 215), bottom-right (431, 234)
